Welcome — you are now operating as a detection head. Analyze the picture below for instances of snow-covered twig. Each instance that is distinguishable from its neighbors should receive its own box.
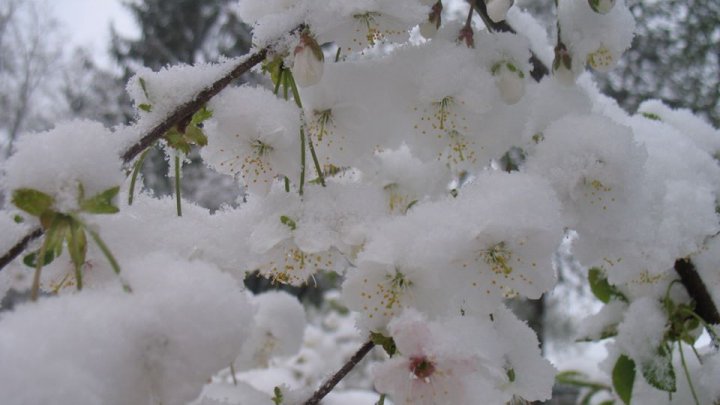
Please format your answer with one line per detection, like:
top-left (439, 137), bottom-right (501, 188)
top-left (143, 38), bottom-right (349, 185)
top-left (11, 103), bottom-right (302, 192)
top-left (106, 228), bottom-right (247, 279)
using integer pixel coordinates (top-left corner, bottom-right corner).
top-left (303, 340), bottom-right (376, 405)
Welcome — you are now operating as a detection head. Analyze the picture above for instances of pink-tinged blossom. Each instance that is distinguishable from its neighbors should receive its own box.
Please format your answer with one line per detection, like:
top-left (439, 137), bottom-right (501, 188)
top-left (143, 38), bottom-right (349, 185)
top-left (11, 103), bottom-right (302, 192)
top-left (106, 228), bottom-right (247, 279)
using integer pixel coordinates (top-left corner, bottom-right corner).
top-left (373, 310), bottom-right (500, 405)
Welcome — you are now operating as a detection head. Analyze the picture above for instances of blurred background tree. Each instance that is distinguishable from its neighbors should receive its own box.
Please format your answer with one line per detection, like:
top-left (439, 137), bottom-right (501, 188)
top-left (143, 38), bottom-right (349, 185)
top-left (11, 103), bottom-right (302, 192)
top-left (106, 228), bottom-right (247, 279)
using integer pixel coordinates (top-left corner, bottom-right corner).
top-left (598, 0), bottom-right (720, 127)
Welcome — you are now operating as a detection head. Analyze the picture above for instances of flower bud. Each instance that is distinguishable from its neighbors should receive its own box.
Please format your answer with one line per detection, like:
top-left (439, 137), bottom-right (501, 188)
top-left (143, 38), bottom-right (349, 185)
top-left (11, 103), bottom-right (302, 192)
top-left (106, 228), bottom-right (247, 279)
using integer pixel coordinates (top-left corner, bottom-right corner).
top-left (291, 32), bottom-right (324, 87)
top-left (588, 0), bottom-right (616, 14)
top-left (419, 1), bottom-right (443, 39)
top-left (587, 44), bottom-right (615, 73)
top-left (485, 0), bottom-right (514, 23)
top-left (552, 42), bottom-right (577, 86)
top-left (492, 61), bottom-right (525, 105)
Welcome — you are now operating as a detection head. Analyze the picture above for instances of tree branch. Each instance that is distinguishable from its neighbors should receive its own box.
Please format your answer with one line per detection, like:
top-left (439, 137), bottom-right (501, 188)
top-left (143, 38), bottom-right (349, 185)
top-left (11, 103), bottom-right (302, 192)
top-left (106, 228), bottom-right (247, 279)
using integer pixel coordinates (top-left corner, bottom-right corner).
top-left (674, 258), bottom-right (720, 325)
top-left (0, 48), bottom-right (271, 273)
top-left (0, 227), bottom-right (43, 270)
top-left (121, 48), bottom-right (268, 163)
top-left (303, 340), bottom-right (376, 405)
top-left (470, 0), bottom-right (549, 82)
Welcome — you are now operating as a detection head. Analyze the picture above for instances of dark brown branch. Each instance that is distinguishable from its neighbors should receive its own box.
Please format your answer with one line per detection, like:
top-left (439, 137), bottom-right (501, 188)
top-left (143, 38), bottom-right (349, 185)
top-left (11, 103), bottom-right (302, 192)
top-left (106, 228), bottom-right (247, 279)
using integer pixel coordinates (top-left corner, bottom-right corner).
top-left (303, 340), bottom-right (376, 405)
top-left (470, 0), bottom-right (550, 82)
top-left (121, 48), bottom-right (269, 163)
top-left (0, 227), bottom-right (43, 270)
top-left (675, 258), bottom-right (720, 325)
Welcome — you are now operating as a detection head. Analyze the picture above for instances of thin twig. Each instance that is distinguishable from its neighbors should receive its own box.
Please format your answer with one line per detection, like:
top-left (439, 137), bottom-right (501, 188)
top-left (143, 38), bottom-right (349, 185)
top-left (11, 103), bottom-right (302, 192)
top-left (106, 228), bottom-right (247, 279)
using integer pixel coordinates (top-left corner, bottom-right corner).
top-left (303, 340), bottom-right (376, 405)
top-left (0, 227), bottom-right (43, 270)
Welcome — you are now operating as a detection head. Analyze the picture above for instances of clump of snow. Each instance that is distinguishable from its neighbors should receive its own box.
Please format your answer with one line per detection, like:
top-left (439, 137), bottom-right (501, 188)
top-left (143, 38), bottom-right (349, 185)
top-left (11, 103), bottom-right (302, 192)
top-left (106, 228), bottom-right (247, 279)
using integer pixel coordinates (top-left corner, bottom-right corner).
top-left (0, 253), bottom-right (253, 405)
top-left (2, 120), bottom-right (124, 214)
top-left (236, 291), bottom-right (307, 370)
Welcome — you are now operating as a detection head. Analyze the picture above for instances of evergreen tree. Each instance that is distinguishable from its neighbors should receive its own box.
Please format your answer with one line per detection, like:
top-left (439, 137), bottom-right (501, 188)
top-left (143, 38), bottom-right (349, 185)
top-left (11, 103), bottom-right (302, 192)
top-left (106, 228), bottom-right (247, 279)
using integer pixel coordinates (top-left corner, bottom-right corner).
top-left (598, 0), bottom-right (720, 126)
top-left (111, 0), bottom-right (251, 73)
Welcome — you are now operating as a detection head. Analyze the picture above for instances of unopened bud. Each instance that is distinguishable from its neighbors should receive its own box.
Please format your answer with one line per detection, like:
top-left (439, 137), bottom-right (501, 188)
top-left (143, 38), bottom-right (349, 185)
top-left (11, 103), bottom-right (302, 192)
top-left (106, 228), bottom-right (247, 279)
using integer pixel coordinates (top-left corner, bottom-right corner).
top-left (552, 42), bottom-right (577, 86)
top-left (420, 1), bottom-right (443, 39)
top-left (492, 62), bottom-right (525, 104)
top-left (485, 0), bottom-right (514, 23)
top-left (291, 32), bottom-right (324, 87)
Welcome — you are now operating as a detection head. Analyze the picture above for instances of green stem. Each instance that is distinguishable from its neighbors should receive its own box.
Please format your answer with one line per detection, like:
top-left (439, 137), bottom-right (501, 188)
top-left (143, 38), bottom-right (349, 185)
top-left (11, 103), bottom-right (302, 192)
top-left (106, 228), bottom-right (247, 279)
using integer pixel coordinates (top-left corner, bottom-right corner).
top-left (678, 341), bottom-right (700, 405)
top-left (128, 146), bottom-right (152, 205)
top-left (70, 214), bottom-right (127, 293)
top-left (274, 69), bottom-right (283, 95)
top-left (284, 176), bottom-right (290, 192)
top-left (229, 363), bottom-right (238, 386)
top-left (30, 237), bottom-right (50, 301)
top-left (335, 47), bottom-right (341, 62)
top-left (299, 127), bottom-right (306, 196)
top-left (286, 71), bottom-right (325, 187)
top-left (174, 154), bottom-right (182, 217)
top-left (287, 71), bottom-right (303, 109)
top-left (306, 131), bottom-right (326, 187)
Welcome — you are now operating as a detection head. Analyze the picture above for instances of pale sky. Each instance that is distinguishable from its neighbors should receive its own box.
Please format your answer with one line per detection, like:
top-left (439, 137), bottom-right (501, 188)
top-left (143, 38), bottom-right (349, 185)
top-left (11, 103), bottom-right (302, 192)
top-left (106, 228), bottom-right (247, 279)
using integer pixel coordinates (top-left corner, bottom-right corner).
top-left (44, 0), bottom-right (138, 67)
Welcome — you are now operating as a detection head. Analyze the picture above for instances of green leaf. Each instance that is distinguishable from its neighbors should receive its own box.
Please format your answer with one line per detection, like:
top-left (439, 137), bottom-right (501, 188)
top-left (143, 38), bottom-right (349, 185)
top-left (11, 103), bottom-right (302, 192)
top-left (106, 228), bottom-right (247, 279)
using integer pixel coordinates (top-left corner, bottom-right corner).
top-left (191, 106), bottom-right (213, 126)
top-left (641, 345), bottom-right (676, 392)
top-left (184, 125), bottom-right (208, 147)
top-left (138, 103), bottom-right (152, 112)
top-left (23, 249), bottom-right (57, 268)
top-left (12, 188), bottom-right (54, 217)
top-left (272, 386), bottom-right (283, 405)
top-left (506, 368), bottom-right (516, 382)
top-left (589, 267), bottom-right (627, 303)
top-left (66, 220), bottom-right (87, 266)
top-left (280, 215), bottom-right (297, 231)
top-left (138, 77), bottom-right (150, 99)
top-left (370, 332), bottom-right (397, 357)
top-left (80, 186), bottom-right (120, 214)
top-left (13, 214), bottom-right (24, 223)
top-left (612, 355), bottom-right (636, 405)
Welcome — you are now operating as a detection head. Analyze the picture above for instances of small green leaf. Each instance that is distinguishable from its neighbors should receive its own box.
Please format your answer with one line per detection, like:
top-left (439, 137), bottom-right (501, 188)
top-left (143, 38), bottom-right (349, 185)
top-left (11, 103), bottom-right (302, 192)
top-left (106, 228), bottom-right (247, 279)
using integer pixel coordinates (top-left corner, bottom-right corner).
top-left (641, 112), bottom-right (662, 121)
top-left (80, 186), bottom-right (120, 214)
top-left (272, 386), bottom-right (284, 405)
top-left (12, 188), bottom-right (54, 217)
top-left (184, 125), bottom-right (208, 147)
top-left (138, 103), bottom-right (152, 112)
top-left (589, 267), bottom-right (627, 303)
top-left (13, 214), bottom-right (24, 223)
top-left (612, 355), bottom-right (636, 405)
top-left (23, 249), bottom-right (57, 268)
top-left (506, 368), bottom-right (516, 382)
top-left (138, 77), bottom-right (150, 99)
top-left (641, 345), bottom-right (676, 392)
top-left (280, 215), bottom-right (297, 231)
top-left (370, 332), bottom-right (397, 357)
top-left (191, 106), bottom-right (213, 126)
top-left (66, 221), bottom-right (87, 266)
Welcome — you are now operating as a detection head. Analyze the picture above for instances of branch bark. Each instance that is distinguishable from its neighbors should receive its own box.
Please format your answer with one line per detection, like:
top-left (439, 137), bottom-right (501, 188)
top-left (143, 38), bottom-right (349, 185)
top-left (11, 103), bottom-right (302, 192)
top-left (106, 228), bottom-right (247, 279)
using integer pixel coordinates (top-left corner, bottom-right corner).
top-left (674, 258), bottom-right (720, 325)
top-left (303, 340), bottom-right (376, 405)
